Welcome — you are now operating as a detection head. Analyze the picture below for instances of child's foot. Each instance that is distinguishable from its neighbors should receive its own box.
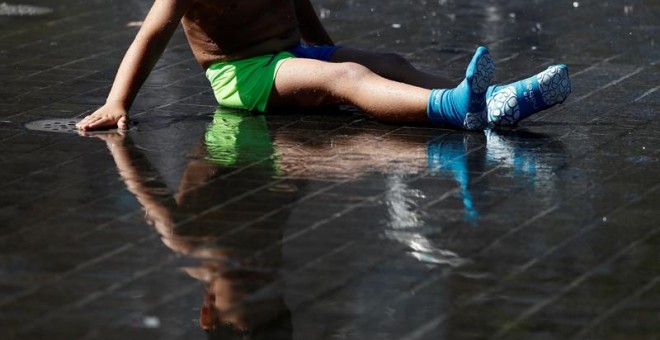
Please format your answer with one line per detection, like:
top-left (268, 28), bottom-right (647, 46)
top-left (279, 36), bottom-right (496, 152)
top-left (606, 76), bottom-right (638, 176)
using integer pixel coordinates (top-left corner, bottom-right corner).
top-left (486, 64), bottom-right (571, 126)
top-left (427, 46), bottom-right (495, 131)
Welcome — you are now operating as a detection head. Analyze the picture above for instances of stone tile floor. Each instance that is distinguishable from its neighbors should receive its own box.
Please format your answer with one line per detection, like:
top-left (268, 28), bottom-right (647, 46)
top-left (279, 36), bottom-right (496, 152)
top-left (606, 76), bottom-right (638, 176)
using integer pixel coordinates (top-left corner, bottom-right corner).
top-left (1, 0), bottom-right (659, 339)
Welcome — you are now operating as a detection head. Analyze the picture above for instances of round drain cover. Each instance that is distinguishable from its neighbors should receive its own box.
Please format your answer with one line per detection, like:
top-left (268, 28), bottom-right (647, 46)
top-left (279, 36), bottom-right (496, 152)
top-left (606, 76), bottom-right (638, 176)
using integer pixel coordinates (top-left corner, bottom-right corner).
top-left (25, 118), bottom-right (80, 133)
top-left (0, 3), bottom-right (53, 16)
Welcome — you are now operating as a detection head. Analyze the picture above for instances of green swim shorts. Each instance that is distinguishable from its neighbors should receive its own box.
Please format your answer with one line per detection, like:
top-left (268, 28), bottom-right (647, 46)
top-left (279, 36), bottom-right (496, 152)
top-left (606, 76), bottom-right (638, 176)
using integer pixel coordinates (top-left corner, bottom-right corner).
top-left (205, 51), bottom-right (295, 112)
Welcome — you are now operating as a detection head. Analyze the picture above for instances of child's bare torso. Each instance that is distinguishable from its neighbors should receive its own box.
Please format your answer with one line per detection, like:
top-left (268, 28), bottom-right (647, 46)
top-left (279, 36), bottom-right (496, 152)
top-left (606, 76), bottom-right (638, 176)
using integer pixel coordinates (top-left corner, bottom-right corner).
top-left (182, 0), bottom-right (301, 69)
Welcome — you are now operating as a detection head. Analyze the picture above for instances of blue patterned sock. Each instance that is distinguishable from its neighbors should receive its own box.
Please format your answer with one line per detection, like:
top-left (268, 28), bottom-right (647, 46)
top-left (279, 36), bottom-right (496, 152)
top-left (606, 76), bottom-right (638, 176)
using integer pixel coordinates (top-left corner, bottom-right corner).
top-left (427, 46), bottom-right (495, 131)
top-left (486, 64), bottom-right (571, 126)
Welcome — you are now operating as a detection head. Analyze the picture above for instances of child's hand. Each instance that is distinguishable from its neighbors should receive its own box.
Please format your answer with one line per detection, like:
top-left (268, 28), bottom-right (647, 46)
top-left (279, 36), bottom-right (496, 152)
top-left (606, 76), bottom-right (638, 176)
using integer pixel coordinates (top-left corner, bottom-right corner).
top-left (76, 103), bottom-right (128, 131)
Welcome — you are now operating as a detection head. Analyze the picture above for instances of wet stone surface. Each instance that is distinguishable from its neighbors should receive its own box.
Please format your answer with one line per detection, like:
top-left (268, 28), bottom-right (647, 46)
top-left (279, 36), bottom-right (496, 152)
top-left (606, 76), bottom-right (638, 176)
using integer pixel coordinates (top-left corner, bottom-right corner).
top-left (1, 0), bottom-right (660, 339)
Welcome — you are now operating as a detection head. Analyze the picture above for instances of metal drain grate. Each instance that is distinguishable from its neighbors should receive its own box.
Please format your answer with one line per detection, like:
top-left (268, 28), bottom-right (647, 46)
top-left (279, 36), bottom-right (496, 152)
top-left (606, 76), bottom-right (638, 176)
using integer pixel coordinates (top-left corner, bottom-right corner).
top-left (25, 118), bottom-right (80, 133)
top-left (0, 3), bottom-right (53, 16)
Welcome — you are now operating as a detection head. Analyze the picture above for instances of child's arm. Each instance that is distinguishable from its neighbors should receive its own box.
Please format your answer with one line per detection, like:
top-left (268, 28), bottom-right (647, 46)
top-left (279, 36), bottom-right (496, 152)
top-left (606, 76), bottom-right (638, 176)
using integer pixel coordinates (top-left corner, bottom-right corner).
top-left (293, 0), bottom-right (334, 46)
top-left (77, 0), bottom-right (193, 131)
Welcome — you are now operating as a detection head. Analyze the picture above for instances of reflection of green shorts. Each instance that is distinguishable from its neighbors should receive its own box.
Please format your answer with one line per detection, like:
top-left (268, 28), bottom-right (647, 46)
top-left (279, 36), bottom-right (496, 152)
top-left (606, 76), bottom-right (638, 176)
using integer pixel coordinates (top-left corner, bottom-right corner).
top-left (204, 108), bottom-right (280, 174)
top-left (205, 52), bottom-right (295, 112)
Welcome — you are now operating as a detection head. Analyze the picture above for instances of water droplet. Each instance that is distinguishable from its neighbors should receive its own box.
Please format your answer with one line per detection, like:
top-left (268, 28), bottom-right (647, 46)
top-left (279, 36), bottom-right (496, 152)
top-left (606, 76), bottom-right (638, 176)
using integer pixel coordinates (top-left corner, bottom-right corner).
top-left (143, 316), bottom-right (161, 328)
top-left (624, 5), bottom-right (633, 15)
top-left (0, 3), bottom-right (53, 16)
top-left (319, 8), bottom-right (331, 19)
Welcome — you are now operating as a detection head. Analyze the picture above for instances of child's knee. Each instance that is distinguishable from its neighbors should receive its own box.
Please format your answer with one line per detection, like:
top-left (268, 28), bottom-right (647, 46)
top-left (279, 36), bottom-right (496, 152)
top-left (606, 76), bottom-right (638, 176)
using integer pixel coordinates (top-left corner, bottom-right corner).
top-left (333, 62), bottom-right (373, 83)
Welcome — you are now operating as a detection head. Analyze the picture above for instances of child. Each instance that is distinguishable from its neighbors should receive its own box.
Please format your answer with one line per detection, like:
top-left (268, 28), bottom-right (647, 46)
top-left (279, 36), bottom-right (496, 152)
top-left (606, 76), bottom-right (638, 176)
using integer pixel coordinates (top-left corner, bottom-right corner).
top-left (76, 0), bottom-right (571, 132)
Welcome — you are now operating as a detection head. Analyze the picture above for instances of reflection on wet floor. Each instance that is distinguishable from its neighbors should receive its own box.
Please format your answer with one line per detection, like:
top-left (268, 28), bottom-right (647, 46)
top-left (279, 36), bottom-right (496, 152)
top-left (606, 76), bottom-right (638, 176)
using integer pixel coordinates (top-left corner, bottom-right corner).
top-left (85, 108), bottom-right (570, 337)
top-left (89, 110), bottom-right (290, 337)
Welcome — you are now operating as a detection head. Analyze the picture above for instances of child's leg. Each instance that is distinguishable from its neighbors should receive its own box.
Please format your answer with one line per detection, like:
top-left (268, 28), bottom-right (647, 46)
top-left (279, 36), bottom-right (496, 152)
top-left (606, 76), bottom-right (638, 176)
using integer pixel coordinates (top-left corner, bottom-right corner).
top-left (486, 65), bottom-right (571, 126)
top-left (330, 48), bottom-right (454, 89)
top-left (269, 58), bottom-right (431, 123)
top-left (270, 47), bottom-right (494, 130)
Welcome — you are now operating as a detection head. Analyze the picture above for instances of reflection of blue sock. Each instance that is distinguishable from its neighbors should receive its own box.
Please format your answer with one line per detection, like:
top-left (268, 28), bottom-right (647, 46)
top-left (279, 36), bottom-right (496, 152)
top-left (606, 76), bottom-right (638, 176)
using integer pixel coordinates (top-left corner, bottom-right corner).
top-left (427, 138), bottom-right (479, 224)
top-left (427, 46), bottom-right (495, 131)
top-left (487, 65), bottom-right (571, 126)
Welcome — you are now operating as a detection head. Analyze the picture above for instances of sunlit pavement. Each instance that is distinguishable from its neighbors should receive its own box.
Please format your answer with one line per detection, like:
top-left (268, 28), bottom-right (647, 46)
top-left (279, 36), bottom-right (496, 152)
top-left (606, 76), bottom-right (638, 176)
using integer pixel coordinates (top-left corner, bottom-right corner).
top-left (1, 0), bottom-right (659, 339)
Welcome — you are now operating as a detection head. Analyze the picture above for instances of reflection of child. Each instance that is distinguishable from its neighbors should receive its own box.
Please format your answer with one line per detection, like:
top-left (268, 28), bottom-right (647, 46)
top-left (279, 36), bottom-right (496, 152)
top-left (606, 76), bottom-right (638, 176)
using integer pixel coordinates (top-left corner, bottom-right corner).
top-left (93, 126), bottom-right (291, 337)
top-left (76, 0), bottom-right (570, 132)
top-left (93, 105), bottom-right (568, 336)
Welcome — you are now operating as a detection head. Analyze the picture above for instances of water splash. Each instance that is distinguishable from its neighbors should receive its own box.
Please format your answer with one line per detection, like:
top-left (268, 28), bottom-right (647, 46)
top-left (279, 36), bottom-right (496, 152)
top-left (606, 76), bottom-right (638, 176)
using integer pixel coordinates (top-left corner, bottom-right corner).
top-left (0, 3), bottom-right (53, 16)
top-left (624, 5), bottom-right (634, 15)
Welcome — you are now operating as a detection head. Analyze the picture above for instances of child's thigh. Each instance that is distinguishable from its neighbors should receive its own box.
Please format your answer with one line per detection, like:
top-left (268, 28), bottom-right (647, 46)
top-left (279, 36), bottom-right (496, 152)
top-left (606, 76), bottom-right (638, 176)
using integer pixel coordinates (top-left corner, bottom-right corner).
top-left (270, 58), bottom-right (359, 108)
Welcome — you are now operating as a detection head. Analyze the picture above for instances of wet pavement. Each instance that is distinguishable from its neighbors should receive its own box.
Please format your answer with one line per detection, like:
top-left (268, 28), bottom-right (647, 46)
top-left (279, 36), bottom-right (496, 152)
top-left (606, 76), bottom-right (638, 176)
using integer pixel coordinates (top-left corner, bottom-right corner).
top-left (1, 0), bottom-right (659, 339)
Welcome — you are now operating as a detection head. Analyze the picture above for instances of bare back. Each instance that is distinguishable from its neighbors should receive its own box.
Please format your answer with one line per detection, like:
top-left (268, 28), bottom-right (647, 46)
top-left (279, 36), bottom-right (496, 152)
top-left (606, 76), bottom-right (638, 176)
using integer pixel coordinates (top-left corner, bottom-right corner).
top-left (182, 0), bottom-right (301, 69)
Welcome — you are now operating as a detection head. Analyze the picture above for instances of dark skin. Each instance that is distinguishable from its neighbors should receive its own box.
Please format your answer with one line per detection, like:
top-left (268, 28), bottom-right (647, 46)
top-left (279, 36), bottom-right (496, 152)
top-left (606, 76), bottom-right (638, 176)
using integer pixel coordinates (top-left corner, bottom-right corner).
top-left (77, 0), bottom-right (454, 131)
